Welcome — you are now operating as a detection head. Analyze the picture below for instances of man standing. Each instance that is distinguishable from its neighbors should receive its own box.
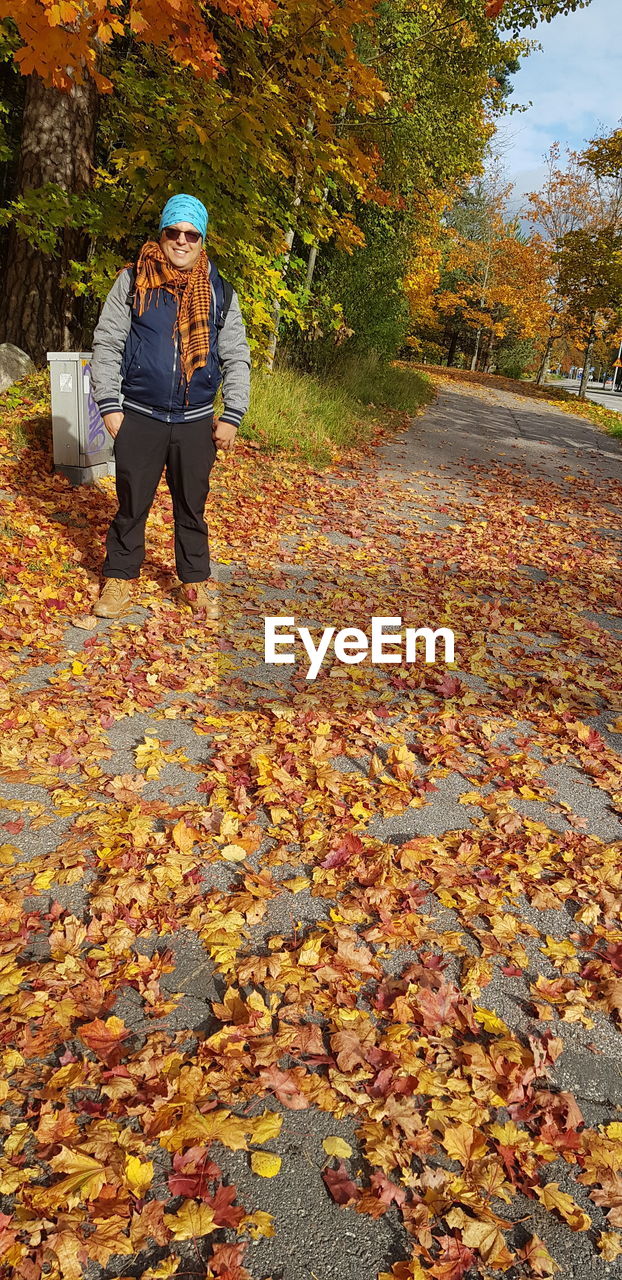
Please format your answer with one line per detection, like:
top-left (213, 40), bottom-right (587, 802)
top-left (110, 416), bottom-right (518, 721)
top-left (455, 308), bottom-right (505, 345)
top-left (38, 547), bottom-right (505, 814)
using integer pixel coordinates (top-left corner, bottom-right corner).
top-left (90, 193), bottom-right (251, 619)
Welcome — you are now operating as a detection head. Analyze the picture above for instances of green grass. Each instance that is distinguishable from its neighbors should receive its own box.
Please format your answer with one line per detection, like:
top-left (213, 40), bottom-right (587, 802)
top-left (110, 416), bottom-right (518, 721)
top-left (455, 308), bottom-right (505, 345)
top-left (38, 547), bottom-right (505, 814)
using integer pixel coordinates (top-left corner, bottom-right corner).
top-left (1, 357), bottom-right (435, 472)
top-left (231, 353), bottom-right (435, 467)
top-left (332, 352), bottom-right (436, 415)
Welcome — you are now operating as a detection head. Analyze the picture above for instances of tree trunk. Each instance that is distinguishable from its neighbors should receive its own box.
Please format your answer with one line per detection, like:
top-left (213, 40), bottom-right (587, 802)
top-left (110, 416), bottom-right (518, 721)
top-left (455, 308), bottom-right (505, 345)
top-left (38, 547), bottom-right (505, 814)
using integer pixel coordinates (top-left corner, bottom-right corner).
top-left (446, 331), bottom-right (459, 366)
top-left (536, 335), bottom-right (553, 386)
top-left (264, 217), bottom-right (299, 374)
top-left (578, 327), bottom-right (595, 401)
top-left (305, 242), bottom-right (319, 291)
top-left (470, 326), bottom-right (482, 372)
top-left (265, 106), bottom-right (317, 373)
top-left (478, 330), bottom-right (493, 372)
top-left (0, 72), bottom-right (98, 364)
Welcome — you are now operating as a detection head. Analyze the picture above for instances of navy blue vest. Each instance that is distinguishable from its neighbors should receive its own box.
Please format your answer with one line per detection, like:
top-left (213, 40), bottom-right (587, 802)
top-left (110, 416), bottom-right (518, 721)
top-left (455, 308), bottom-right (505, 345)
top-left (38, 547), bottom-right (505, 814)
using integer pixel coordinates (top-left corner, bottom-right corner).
top-left (120, 261), bottom-right (230, 422)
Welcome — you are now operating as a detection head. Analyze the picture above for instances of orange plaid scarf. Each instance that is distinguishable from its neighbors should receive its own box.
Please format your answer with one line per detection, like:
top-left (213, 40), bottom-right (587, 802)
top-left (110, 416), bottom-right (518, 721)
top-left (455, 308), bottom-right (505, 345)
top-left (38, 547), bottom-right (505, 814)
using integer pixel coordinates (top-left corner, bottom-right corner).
top-left (132, 241), bottom-right (211, 397)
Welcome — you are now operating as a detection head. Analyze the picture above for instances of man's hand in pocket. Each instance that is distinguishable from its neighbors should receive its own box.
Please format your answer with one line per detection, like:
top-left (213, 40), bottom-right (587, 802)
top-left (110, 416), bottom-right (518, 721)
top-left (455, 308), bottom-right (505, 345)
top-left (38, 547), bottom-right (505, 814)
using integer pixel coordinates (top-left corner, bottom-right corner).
top-left (103, 412), bottom-right (124, 439)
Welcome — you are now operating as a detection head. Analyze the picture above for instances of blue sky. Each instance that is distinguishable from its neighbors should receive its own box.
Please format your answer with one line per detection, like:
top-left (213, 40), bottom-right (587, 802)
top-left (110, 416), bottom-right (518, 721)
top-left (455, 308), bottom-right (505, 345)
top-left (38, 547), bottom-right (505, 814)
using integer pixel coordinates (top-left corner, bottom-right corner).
top-left (497, 0), bottom-right (622, 208)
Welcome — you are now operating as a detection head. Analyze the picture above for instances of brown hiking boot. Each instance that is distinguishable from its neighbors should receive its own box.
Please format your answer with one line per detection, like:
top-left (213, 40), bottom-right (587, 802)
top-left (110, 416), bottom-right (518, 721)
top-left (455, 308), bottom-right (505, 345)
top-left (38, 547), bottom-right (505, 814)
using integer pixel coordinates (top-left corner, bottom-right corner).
top-left (93, 578), bottom-right (133, 618)
top-left (181, 580), bottom-right (219, 620)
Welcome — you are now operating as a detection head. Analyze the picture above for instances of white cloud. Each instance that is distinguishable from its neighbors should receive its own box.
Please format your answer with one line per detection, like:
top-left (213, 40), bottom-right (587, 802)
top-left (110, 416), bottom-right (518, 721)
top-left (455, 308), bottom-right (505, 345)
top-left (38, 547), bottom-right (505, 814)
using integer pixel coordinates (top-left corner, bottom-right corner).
top-left (498, 0), bottom-right (622, 202)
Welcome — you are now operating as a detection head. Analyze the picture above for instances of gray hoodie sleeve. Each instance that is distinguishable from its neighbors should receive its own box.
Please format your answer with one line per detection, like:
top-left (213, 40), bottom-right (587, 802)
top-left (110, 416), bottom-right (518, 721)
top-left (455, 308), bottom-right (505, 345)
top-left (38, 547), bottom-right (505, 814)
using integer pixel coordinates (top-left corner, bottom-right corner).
top-left (217, 290), bottom-right (251, 429)
top-left (90, 268), bottom-right (133, 415)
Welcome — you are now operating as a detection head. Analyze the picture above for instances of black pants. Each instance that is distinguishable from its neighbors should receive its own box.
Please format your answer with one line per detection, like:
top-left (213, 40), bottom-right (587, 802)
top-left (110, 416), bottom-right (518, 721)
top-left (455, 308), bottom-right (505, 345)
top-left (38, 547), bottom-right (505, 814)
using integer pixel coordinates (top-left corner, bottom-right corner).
top-left (103, 409), bottom-right (217, 582)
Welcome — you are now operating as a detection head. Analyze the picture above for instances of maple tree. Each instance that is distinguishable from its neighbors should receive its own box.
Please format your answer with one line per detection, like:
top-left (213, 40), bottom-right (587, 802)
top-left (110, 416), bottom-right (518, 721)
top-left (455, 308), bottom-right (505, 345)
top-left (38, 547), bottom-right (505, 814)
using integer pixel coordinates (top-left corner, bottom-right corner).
top-left (0, 0), bottom-right (595, 364)
top-left (524, 137), bottom-right (622, 393)
top-left (555, 128), bottom-right (622, 399)
top-left (0, 0), bottom-right (278, 359)
top-left (406, 176), bottom-right (552, 372)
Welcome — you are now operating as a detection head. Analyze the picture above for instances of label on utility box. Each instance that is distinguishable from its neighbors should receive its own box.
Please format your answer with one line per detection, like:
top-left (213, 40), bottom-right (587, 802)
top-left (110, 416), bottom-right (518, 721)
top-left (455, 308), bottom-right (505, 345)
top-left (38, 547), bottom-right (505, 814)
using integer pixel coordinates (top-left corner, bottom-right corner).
top-left (59, 373), bottom-right (73, 393)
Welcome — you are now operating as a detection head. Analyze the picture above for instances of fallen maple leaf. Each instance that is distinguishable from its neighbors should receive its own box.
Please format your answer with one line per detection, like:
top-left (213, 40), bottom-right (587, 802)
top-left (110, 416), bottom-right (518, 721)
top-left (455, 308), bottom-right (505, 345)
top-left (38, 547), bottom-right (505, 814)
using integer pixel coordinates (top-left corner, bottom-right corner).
top-left (172, 817), bottom-right (195, 852)
top-left (70, 614), bottom-right (98, 630)
top-left (442, 1122), bottom-right (488, 1165)
top-left (78, 1016), bottom-right (130, 1066)
top-left (460, 1218), bottom-right (514, 1269)
top-left (84, 1215), bottom-right (134, 1266)
top-left (535, 1182), bottom-right (591, 1231)
top-left (322, 1136), bottom-right (353, 1159)
top-left (435, 674), bottom-right (462, 697)
top-left (597, 1231), bottom-right (622, 1261)
top-left (258, 1065), bottom-right (308, 1109)
top-left (320, 832), bottom-right (364, 869)
top-left (207, 1242), bottom-right (253, 1279)
top-left (163, 1199), bottom-right (217, 1239)
top-left (47, 1146), bottom-right (107, 1204)
top-left (124, 1154), bottom-right (154, 1198)
top-left (322, 1160), bottom-right (361, 1205)
top-left (248, 1111), bottom-right (283, 1144)
top-left (518, 1233), bottom-right (561, 1275)
top-left (220, 842), bottom-right (248, 862)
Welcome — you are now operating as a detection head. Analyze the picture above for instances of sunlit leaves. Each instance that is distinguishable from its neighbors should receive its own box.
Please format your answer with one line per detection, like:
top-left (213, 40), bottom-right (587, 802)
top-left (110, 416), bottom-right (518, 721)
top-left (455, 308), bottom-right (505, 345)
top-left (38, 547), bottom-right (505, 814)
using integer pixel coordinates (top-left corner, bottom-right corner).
top-left (250, 1151), bottom-right (282, 1177)
top-left (163, 1199), bottom-right (218, 1238)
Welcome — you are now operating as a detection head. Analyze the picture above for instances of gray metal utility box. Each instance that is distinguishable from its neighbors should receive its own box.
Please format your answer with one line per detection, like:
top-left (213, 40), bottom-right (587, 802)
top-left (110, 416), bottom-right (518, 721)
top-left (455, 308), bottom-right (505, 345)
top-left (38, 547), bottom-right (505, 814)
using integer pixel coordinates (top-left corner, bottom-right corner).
top-left (47, 351), bottom-right (115, 485)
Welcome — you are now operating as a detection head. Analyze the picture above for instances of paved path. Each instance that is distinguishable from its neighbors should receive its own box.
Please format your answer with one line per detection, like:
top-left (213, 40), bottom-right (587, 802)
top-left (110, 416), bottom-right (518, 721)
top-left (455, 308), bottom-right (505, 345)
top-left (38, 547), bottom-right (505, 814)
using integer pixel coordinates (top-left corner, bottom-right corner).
top-left (2, 378), bottom-right (622, 1280)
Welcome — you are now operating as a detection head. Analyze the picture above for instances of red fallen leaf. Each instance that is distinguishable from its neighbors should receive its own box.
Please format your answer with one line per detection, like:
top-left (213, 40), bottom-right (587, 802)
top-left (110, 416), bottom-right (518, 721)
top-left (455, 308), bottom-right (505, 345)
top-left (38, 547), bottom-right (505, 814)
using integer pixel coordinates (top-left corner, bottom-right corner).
top-left (435, 674), bottom-right (462, 697)
top-left (58, 1047), bottom-right (78, 1065)
top-left (81, 1099), bottom-right (107, 1115)
top-left (257, 1065), bottom-right (308, 1109)
top-left (370, 1170), bottom-right (407, 1208)
top-left (416, 982), bottom-right (465, 1030)
top-left (331, 1028), bottom-right (371, 1072)
top-left (168, 1147), bottom-right (223, 1199)
top-left (428, 1235), bottom-right (476, 1280)
top-left (3, 820), bottom-right (24, 833)
top-left (602, 942), bottom-right (622, 973)
top-left (0, 1212), bottom-right (18, 1261)
top-left (78, 1016), bottom-right (131, 1066)
top-left (209, 1181), bottom-right (246, 1229)
top-left (556, 1090), bottom-right (584, 1131)
top-left (323, 1160), bottom-right (362, 1206)
top-left (208, 1242), bottom-right (252, 1280)
top-left (321, 832), bottom-right (364, 869)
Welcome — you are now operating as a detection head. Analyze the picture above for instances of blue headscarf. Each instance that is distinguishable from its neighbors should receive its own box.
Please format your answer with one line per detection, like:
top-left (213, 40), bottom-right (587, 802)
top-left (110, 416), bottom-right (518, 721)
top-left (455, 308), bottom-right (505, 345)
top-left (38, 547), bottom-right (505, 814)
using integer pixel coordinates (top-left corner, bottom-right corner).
top-left (158, 194), bottom-right (208, 240)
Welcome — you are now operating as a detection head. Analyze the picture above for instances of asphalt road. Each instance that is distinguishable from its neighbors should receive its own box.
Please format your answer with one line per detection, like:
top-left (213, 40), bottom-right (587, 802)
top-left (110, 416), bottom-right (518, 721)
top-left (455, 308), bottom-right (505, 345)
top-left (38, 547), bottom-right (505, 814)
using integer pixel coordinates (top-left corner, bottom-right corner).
top-left (555, 378), bottom-right (622, 415)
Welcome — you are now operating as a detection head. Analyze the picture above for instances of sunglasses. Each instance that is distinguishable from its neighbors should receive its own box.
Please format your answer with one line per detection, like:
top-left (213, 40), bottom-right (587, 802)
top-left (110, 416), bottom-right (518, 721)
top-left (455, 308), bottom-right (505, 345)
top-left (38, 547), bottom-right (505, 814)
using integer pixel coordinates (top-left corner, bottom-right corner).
top-left (163, 226), bottom-right (202, 244)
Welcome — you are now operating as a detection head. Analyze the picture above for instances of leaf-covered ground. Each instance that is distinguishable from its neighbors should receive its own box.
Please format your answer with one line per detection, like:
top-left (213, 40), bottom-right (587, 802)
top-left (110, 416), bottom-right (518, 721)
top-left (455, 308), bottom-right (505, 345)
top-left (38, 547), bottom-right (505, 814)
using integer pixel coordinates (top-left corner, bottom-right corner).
top-left (1, 377), bottom-right (621, 1280)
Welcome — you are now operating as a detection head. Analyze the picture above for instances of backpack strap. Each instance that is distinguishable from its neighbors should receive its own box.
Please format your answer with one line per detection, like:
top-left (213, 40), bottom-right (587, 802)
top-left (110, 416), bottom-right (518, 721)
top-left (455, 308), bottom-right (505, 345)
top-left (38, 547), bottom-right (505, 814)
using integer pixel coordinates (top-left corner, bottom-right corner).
top-left (220, 277), bottom-right (234, 327)
top-left (125, 261), bottom-right (138, 308)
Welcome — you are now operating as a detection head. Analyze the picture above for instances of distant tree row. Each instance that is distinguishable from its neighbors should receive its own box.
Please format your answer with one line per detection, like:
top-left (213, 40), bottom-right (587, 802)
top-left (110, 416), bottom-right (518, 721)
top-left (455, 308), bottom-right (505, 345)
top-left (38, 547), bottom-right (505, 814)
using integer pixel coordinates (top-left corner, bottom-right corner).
top-left (406, 127), bottom-right (622, 398)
